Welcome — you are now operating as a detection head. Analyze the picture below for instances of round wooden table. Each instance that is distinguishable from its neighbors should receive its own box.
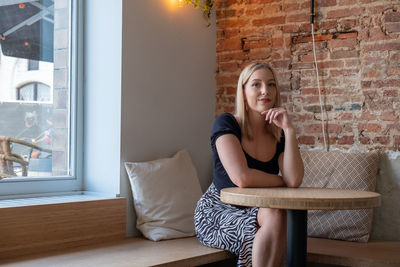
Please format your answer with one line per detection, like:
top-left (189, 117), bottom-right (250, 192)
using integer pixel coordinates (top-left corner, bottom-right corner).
top-left (221, 187), bottom-right (381, 267)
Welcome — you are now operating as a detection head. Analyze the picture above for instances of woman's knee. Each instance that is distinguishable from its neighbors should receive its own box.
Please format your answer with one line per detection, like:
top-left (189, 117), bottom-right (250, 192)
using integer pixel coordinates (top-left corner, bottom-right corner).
top-left (257, 208), bottom-right (286, 228)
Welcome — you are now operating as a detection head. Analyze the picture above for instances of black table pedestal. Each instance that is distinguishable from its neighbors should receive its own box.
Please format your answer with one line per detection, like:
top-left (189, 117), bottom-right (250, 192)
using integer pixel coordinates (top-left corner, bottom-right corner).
top-left (286, 210), bottom-right (307, 267)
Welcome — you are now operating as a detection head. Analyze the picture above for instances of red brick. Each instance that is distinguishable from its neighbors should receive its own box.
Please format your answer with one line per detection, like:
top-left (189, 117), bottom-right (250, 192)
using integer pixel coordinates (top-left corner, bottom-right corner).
top-left (363, 42), bottom-right (400, 52)
top-left (386, 23), bottom-right (400, 33)
top-left (298, 136), bottom-right (315, 145)
top-left (372, 79), bottom-right (400, 88)
top-left (359, 136), bottom-right (371, 145)
top-left (328, 124), bottom-right (342, 134)
top-left (345, 59), bottom-right (360, 67)
top-left (248, 48), bottom-right (271, 60)
top-left (327, 8), bottom-right (363, 19)
top-left (384, 12), bottom-right (400, 22)
top-left (373, 136), bottom-right (390, 145)
top-left (358, 123), bottom-right (382, 133)
top-left (341, 113), bottom-right (353, 120)
top-left (291, 62), bottom-right (314, 70)
top-left (317, 60), bottom-right (344, 69)
top-left (219, 62), bottom-right (239, 72)
top-left (283, 24), bottom-right (300, 33)
top-left (216, 75), bottom-right (238, 86)
top-left (341, 19), bottom-right (358, 30)
top-left (358, 112), bottom-right (377, 121)
top-left (337, 32), bottom-right (358, 39)
top-left (217, 38), bottom-right (242, 51)
top-left (287, 13), bottom-right (309, 23)
top-left (383, 90), bottom-right (398, 97)
top-left (367, 5), bottom-right (387, 15)
top-left (293, 34), bottom-right (333, 44)
top-left (252, 16), bottom-right (285, 26)
top-left (218, 51), bottom-right (247, 61)
top-left (305, 124), bottom-right (322, 133)
top-left (271, 37), bottom-right (284, 48)
top-left (224, 106), bottom-right (235, 113)
top-left (338, 136), bottom-right (354, 145)
top-left (249, 0), bottom-right (281, 3)
top-left (262, 4), bottom-right (282, 15)
top-left (217, 18), bottom-right (249, 28)
top-left (387, 67), bottom-right (400, 76)
top-left (216, 9), bottom-right (237, 18)
top-left (243, 39), bottom-right (268, 50)
top-left (330, 68), bottom-right (359, 76)
top-left (331, 50), bottom-right (359, 59)
top-left (283, 3), bottom-right (299, 12)
top-left (328, 38), bottom-right (357, 49)
top-left (300, 53), bottom-right (328, 62)
top-left (380, 111), bottom-right (399, 121)
top-left (245, 8), bottom-right (262, 16)
top-left (318, 21), bottom-right (338, 31)
top-left (320, 0), bottom-right (337, 7)
top-left (368, 27), bottom-right (392, 41)
top-left (225, 87), bottom-right (237, 95)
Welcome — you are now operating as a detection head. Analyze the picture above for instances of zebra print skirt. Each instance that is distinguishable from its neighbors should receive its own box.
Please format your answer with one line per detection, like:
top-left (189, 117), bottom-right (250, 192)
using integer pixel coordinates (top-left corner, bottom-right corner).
top-left (194, 183), bottom-right (259, 266)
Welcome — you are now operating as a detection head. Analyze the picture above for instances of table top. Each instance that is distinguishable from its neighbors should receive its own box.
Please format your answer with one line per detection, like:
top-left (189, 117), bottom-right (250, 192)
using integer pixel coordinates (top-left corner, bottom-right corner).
top-left (220, 187), bottom-right (381, 210)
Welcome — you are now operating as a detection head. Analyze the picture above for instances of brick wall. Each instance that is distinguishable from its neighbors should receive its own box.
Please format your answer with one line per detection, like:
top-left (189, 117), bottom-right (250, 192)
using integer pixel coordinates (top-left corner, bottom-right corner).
top-left (215, 0), bottom-right (400, 151)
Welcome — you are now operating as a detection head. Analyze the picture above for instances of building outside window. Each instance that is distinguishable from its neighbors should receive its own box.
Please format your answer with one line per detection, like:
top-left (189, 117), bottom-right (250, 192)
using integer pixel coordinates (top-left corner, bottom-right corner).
top-left (0, 0), bottom-right (81, 195)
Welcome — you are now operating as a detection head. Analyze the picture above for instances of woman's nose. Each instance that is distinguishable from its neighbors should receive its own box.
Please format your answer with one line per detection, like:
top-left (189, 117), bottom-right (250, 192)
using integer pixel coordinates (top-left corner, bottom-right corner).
top-left (260, 85), bottom-right (267, 95)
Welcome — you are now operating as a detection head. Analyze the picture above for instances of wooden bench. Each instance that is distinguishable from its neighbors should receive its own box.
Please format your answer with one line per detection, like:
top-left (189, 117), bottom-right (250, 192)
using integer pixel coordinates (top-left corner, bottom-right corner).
top-left (307, 237), bottom-right (400, 267)
top-left (0, 237), bottom-right (235, 267)
top-left (2, 236), bottom-right (399, 267)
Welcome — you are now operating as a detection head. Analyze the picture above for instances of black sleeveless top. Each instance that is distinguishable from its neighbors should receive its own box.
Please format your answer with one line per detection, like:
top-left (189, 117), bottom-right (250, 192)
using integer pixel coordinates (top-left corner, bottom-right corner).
top-left (211, 113), bottom-right (285, 192)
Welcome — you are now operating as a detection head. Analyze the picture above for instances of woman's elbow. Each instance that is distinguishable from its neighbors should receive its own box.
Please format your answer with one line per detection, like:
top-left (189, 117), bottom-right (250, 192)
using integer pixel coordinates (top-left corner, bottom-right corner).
top-left (233, 171), bottom-right (250, 188)
top-left (286, 173), bottom-right (304, 188)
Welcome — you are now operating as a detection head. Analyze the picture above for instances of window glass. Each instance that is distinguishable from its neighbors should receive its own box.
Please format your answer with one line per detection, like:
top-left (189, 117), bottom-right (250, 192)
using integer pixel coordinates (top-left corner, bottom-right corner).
top-left (0, 0), bottom-right (72, 180)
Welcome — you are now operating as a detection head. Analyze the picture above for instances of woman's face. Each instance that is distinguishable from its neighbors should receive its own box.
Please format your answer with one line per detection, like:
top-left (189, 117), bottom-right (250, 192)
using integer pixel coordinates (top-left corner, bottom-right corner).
top-left (243, 68), bottom-right (277, 114)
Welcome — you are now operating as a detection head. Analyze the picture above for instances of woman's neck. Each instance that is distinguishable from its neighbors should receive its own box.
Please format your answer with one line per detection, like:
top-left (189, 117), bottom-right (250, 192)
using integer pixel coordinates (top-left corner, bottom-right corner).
top-left (247, 110), bottom-right (269, 136)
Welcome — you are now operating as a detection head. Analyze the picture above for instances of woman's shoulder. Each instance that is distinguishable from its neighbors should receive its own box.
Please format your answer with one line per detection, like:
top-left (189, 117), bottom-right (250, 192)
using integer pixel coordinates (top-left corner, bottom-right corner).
top-left (211, 113), bottom-right (242, 139)
top-left (214, 113), bottom-right (240, 129)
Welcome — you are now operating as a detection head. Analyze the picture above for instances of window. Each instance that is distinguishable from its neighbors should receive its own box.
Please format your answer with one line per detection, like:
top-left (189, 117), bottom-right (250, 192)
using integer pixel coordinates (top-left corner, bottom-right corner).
top-left (17, 82), bottom-right (51, 101)
top-left (0, 0), bottom-right (82, 196)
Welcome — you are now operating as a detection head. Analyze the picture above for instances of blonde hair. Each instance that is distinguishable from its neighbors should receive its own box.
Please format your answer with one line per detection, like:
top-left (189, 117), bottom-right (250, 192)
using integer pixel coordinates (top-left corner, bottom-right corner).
top-left (234, 62), bottom-right (282, 141)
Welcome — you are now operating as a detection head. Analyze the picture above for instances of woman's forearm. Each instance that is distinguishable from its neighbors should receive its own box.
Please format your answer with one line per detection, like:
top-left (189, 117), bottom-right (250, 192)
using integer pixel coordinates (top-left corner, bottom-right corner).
top-left (238, 168), bottom-right (286, 188)
top-left (281, 127), bottom-right (304, 187)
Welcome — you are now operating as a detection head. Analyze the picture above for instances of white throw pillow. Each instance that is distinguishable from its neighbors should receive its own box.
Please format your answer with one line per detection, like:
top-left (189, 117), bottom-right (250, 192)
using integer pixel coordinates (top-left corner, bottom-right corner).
top-left (124, 149), bottom-right (203, 241)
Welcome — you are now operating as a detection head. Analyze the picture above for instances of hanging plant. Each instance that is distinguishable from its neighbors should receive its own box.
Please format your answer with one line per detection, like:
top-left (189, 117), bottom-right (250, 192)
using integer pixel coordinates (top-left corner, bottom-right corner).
top-left (184, 0), bottom-right (215, 27)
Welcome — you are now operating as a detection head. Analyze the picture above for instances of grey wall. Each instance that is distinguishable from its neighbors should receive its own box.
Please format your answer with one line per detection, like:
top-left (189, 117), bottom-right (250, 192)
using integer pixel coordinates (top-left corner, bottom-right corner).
top-left (120, 1), bottom-right (216, 236)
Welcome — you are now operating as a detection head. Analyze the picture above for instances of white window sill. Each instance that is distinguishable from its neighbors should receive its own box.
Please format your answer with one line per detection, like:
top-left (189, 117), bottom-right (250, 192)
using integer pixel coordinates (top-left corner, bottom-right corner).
top-left (0, 191), bottom-right (120, 208)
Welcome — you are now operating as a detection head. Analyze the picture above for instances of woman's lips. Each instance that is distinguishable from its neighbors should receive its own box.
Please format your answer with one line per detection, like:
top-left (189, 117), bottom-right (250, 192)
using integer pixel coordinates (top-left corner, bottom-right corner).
top-left (259, 98), bottom-right (271, 103)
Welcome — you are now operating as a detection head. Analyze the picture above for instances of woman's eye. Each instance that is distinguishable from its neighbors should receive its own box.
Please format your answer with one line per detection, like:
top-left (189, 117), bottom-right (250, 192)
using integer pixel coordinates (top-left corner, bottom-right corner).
top-left (252, 83), bottom-right (260, 87)
top-left (268, 82), bottom-right (276, 87)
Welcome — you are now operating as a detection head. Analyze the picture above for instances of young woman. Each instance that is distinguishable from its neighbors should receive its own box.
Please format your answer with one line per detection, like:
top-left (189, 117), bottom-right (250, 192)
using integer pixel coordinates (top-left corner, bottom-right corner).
top-left (194, 62), bottom-right (304, 267)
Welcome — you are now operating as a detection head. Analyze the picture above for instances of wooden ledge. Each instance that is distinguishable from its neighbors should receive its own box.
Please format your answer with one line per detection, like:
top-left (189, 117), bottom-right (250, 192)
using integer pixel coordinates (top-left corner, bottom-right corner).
top-left (1, 237), bottom-right (235, 267)
top-left (307, 237), bottom-right (400, 267)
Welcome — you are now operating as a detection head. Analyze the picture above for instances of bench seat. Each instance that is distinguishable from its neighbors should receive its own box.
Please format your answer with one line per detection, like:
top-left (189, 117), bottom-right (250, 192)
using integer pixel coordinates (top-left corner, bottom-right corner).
top-left (0, 237), bottom-right (234, 267)
top-left (307, 237), bottom-right (400, 267)
top-left (2, 236), bottom-right (400, 267)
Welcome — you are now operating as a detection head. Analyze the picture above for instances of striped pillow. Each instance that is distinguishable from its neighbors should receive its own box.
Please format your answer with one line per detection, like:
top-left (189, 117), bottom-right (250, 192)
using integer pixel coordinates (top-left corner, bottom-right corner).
top-left (300, 150), bottom-right (380, 242)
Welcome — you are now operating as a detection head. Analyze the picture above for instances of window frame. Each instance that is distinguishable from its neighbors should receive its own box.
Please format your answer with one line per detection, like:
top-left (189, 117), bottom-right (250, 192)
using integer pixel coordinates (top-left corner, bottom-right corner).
top-left (0, 0), bottom-right (83, 198)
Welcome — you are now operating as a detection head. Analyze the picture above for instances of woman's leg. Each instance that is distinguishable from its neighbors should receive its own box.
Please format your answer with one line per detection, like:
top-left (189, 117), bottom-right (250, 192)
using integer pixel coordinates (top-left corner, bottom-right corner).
top-left (252, 208), bottom-right (286, 267)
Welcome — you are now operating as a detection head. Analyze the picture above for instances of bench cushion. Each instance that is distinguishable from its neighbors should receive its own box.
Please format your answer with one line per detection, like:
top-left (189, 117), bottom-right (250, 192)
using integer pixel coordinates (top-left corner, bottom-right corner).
top-left (124, 149), bottom-right (203, 241)
top-left (301, 151), bottom-right (380, 242)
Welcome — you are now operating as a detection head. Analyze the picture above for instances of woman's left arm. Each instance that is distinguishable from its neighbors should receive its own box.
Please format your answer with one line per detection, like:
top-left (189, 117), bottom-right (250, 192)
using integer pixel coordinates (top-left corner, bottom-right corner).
top-left (263, 108), bottom-right (304, 188)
